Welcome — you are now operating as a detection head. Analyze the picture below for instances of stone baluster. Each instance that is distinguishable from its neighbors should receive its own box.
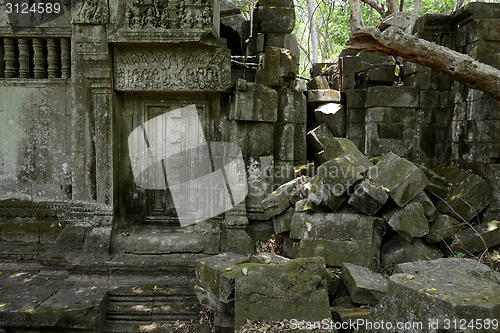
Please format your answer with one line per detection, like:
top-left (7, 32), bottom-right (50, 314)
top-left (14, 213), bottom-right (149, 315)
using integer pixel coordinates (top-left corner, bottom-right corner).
top-left (60, 39), bottom-right (71, 79)
top-left (46, 38), bottom-right (59, 78)
top-left (18, 39), bottom-right (31, 78)
top-left (3, 38), bottom-right (16, 78)
top-left (32, 38), bottom-right (46, 79)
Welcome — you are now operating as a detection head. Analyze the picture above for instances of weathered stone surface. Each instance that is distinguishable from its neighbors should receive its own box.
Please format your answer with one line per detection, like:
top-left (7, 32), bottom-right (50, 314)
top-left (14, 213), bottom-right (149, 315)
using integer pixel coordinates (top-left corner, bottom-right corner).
top-left (384, 202), bottom-right (429, 241)
top-left (411, 192), bottom-right (438, 222)
top-left (363, 262), bottom-right (500, 333)
top-left (317, 156), bottom-right (365, 197)
top-left (435, 165), bottom-right (491, 222)
top-left (290, 212), bottom-right (385, 244)
top-left (195, 253), bottom-right (251, 298)
top-left (275, 122), bottom-right (295, 161)
top-left (254, 6), bottom-right (295, 34)
top-left (307, 76), bottom-right (330, 90)
top-left (273, 207), bottom-right (294, 234)
top-left (451, 220), bottom-right (500, 254)
top-left (229, 80), bottom-right (278, 122)
top-left (294, 197), bottom-right (330, 213)
top-left (393, 258), bottom-right (498, 282)
top-left (320, 137), bottom-right (372, 172)
top-left (308, 175), bottom-right (346, 211)
top-left (232, 257), bottom-right (331, 328)
top-left (307, 123), bottom-right (336, 157)
top-left (266, 33), bottom-right (300, 63)
top-left (342, 263), bottom-right (388, 305)
top-left (261, 176), bottom-right (308, 217)
top-left (297, 239), bottom-right (381, 270)
top-left (277, 88), bottom-right (295, 122)
top-left (250, 252), bottom-right (291, 264)
top-left (381, 236), bottom-right (443, 267)
top-left (425, 214), bottom-right (456, 244)
top-left (348, 179), bottom-right (389, 215)
top-left (307, 89), bottom-right (342, 105)
top-left (314, 103), bottom-right (346, 137)
top-left (246, 156), bottom-right (274, 209)
top-left (364, 86), bottom-right (418, 108)
top-left (363, 64), bottom-right (397, 83)
top-left (418, 164), bottom-right (451, 199)
top-left (291, 213), bottom-right (385, 269)
top-left (370, 152), bottom-right (430, 207)
top-left (256, 47), bottom-right (297, 86)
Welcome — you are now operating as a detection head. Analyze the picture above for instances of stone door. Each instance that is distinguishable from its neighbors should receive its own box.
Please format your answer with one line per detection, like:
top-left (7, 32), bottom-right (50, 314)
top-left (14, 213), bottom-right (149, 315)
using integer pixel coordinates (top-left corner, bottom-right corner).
top-left (118, 93), bottom-right (215, 225)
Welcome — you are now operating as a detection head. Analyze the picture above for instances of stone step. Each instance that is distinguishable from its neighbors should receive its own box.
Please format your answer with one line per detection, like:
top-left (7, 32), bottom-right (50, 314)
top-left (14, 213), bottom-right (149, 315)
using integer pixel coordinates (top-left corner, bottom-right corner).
top-left (66, 253), bottom-right (208, 285)
top-left (112, 229), bottom-right (220, 255)
top-left (102, 321), bottom-right (182, 333)
top-left (104, 284), bottom-right (200, 331)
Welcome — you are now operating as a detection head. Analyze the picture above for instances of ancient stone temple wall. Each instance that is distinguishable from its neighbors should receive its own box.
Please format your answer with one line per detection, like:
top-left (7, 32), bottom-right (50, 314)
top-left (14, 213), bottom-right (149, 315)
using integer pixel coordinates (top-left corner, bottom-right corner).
top-left (342, 3), bottom-right (500, 221)
top-left (0, 0), bottom-right (306, 253)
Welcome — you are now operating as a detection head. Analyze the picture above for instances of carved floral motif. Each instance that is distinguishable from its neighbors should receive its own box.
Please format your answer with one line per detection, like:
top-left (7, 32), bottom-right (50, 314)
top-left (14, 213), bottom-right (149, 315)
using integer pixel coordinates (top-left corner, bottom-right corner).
top-left (125, 0), bottom-right (212, 30)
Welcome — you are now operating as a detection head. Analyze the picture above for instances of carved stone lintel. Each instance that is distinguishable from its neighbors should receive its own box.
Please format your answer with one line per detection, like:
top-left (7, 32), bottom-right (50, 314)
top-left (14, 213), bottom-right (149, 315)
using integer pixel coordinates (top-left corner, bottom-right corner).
top-left (60, 39), bottom-right (71, 79)
top-left (18, 39), bottom-right (30, 78)
top-left (32, 38), bottom-right (46, 79)
top-left (114, 47), bottom-right (231, 92)
top-left (47, 39), bottom-right (59, 78)
top-left (3, 38), bottom-right (16, 78)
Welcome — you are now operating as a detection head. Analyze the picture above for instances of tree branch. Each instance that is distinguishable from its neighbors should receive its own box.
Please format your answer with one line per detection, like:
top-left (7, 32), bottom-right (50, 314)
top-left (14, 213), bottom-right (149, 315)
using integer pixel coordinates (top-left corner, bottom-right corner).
top-left (360, 0), bottom-right (388, 17)
top-left (347, 27), bottom-right (500, 101)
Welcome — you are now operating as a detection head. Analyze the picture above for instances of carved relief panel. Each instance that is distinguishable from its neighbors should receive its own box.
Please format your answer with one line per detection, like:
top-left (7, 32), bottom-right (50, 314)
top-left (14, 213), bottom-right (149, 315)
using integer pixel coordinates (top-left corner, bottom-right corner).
top-left (107, 0), bottom-right (220, 43)
top-left (114, 46), bottom-right (231, 92)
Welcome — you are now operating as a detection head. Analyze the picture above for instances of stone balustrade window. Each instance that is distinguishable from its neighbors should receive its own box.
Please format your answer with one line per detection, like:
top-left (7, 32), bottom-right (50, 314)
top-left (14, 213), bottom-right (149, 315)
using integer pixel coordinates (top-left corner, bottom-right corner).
top-left (0, 37), bottom-right (71, 79)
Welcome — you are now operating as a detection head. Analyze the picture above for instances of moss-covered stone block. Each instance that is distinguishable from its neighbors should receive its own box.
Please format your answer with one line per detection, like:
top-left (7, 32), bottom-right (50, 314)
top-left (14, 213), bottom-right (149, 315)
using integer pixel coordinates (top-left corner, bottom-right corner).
top-left (232, 257), bottom-right (331, 328)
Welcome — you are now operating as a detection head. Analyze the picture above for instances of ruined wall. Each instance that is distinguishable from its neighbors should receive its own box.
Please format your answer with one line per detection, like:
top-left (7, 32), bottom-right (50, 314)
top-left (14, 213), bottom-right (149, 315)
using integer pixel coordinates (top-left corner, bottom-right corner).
top-left (0, 9), bottom-right (73, 203)
top-left (342, 3), bottom-right (500, 220)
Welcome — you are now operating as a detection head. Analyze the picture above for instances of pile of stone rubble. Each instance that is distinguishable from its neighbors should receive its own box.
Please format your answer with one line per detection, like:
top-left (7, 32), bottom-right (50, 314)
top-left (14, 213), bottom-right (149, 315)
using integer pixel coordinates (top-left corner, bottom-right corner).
top-left (264, 126), bottom-right (497, 270)
top-left (194, 126), bottom-right (500, 332)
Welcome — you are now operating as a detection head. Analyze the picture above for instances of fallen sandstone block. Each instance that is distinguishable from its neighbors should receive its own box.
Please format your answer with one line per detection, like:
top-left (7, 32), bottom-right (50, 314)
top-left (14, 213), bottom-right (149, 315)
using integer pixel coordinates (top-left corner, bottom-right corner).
top-left (231, 257), bottom-right (331, 328)
top-left (261, 176), bottom-right (308, 217)
top-left (342, 263), bottom-right (388, 305)
top-left (307, 89), bottom-right (342, 105)
top-left (348, 179), bottom-right (389, 215)
top-left (362, 259), bottom-right (500, 333)
top-left (435, 165), bottom-right (491, 223)
top-left (369, 152), bottom-right (430, 207)
top-left (425, 214), bottom-right (456, 244)
top-left (314, 103), bottom-right (346, 137)
top-left (380, 236), bottom-right (443, 267)
top-left (383, 201), bottom-right (429, 241)
top-left (451, 220), bottom-right (500, 254)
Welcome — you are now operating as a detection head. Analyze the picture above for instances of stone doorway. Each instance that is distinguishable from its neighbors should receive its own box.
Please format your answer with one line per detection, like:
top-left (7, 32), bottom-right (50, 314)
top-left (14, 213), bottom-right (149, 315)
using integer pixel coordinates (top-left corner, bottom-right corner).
top-left (117, 93), bottom-right (217, 227)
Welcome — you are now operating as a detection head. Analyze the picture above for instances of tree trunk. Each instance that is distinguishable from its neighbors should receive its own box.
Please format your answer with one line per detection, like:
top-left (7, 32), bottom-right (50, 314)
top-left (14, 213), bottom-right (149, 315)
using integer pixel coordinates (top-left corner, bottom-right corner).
top-left (347, 26), bottom-right (500, 101)
top-left (306, 0), bottom-right (319, 64)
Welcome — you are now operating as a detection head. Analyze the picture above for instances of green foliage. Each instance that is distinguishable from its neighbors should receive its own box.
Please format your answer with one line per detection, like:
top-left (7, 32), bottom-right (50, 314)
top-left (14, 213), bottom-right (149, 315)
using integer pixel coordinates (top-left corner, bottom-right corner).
top-left (454, 251), bottom-right (466, 258)
top-left (229, 0), bottom-right (477, 76)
